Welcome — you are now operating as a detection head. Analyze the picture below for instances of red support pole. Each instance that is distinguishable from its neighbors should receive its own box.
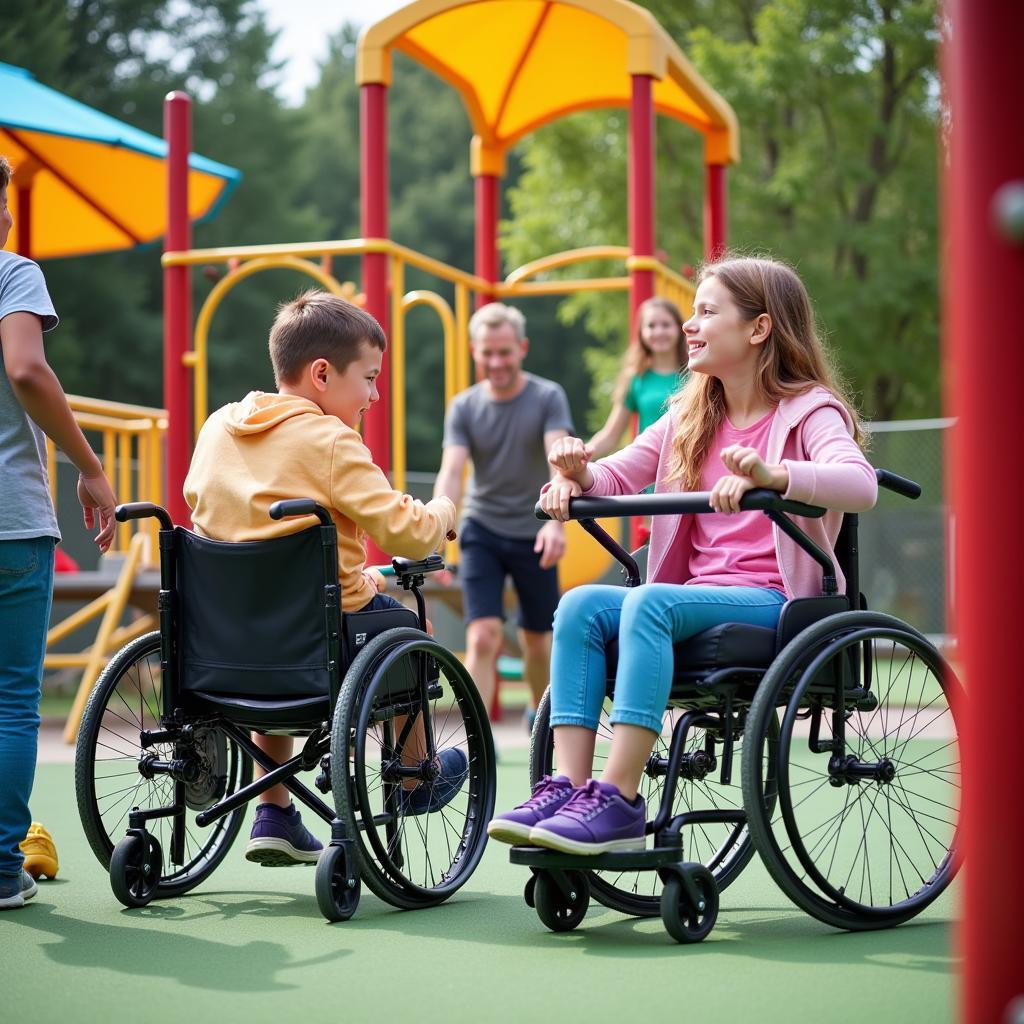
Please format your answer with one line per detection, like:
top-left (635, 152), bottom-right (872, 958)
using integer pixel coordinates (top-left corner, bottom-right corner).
top-left (628, 74), bottom-right (657, 549)
top-left (360, 82), bottom-right (391, 564)
top-left (946, 3), bottom-right (1024, 1021)
top-left (15, 181), bottom-right (31, 258)
top-left (475, 172), bottom-right (500, 307)
top-left (628, 74), bottom-right (656, 320)
top-left (704, 163), bottom-right (727, 262)
top-left (163, 91), bottom-right (192, 527)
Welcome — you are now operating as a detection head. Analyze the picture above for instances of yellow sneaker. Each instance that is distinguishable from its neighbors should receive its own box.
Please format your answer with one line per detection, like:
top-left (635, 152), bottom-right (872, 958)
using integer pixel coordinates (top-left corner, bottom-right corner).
top-left (20, 822), bottom-right (58, 880)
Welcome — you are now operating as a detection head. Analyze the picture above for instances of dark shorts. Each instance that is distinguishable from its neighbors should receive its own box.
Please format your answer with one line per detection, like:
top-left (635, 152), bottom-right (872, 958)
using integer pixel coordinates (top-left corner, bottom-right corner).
top-left (458, 517), bottom-right (560, 633)
top-left (359, 592), bottom-right (406, 612)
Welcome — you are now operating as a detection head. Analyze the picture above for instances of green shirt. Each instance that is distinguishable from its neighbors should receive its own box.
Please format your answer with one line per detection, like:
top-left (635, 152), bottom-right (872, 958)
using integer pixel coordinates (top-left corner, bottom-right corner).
top-left (624, 369), bottom-right (684, 433)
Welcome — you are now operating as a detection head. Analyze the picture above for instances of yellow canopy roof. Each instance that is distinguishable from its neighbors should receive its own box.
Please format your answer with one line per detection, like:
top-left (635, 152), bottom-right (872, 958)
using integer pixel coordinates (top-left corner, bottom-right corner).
top-left (358, 0), bottom-right (738, 173)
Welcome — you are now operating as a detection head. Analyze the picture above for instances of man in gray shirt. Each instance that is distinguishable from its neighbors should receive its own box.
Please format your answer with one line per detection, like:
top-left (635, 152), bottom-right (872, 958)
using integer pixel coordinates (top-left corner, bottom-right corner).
top-left (434, 303), bottom-right (573, 724)
top-left (0, 155), bottom-right (117, 909)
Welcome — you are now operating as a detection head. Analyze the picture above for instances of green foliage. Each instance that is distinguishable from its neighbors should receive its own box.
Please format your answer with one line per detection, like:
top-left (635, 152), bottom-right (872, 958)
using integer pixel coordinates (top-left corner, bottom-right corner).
top-left (505, 0), bottom-right (942, 422)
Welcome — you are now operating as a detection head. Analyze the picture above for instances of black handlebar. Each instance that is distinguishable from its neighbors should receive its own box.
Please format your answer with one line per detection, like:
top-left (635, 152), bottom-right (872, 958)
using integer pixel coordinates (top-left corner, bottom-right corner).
top-left (268, 499), bottom-right (333, 526)
top-left (535, 467), bottom-right (920, 523)
top-left (114, 502), bottom-right (173, 531)
top-left (534, 488), bottom-right (828, 522)
top-left (875, 469), bottom-right (921, 500)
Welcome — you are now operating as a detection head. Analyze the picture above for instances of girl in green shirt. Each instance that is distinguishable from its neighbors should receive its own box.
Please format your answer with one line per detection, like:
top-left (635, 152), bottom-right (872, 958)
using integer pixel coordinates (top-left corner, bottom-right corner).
top-left (588, 297), bottom-right (687, 457)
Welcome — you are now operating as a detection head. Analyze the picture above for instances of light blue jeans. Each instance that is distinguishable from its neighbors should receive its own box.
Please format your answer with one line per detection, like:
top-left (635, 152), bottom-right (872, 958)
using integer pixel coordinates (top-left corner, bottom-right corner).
top-left (549, 583), bottom-right (786, 734)
top-left (0, 537), bottom-right (55, 878)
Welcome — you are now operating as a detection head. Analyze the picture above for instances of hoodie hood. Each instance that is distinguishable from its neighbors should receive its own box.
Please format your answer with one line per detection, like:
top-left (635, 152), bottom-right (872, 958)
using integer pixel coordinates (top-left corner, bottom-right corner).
top-left (221, 391), bottom-right (322, 436)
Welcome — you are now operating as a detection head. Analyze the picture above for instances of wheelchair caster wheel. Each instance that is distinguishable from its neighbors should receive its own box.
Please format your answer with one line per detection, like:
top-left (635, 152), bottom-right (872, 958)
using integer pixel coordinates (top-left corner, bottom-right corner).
top-left (660, 865), bottom-right (718, 944)
top-left (316, 844), bottom-right (361, 922)
top-left (523, 873), bottom-right (538, 909)
top-left (534, 870), bottom-right (590, 933)
top-left (110, 833), bottom-right (162, 908)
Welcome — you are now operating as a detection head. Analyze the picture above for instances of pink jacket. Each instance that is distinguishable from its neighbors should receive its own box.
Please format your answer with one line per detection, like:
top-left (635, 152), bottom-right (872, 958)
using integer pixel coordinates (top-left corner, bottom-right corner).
top-left (581, 387), bottom-right (878, 598)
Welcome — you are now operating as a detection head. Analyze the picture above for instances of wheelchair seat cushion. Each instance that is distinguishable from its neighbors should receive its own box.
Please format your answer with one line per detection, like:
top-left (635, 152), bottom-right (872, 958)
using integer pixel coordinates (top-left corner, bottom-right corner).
top-left (604, 622), bottom-right (777, 682)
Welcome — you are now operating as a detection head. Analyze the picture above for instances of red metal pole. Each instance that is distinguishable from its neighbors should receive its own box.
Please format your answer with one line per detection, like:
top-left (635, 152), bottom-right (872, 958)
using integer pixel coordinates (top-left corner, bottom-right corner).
top-left (628, 74), bottom-right (657, 548)
top-left (628, 74), bottom-right (656, 320)
top-left (945, 3), bottom-right (1024, 1021)
top-left (360, 82), bottom-right (391, 564)
top-left (704, 163), bottom-right (727, 262)
top-left (15, 181), bottom-right (31, 258)
top-left (163, 91), bottom-right (192, 527)
top-left (475, 172), bottom-right (500, 307)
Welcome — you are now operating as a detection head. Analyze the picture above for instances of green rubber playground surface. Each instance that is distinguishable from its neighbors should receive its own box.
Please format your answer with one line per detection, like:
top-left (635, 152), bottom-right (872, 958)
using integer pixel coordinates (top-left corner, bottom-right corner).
top-left (9, 751), bottom-right (957, 1024)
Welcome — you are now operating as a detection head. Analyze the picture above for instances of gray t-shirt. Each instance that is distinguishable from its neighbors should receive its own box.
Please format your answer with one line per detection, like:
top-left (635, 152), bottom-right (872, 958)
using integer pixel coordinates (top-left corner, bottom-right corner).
top-left (0, 250), bottom-right (60, 541)
top-left (443, 373), bottom-right (573, 539)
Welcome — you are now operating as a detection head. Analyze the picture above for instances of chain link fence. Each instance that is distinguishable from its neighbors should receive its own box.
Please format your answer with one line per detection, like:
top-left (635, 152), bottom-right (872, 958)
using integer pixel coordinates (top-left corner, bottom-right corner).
top-left (860, 418), bottom-right (952, 643)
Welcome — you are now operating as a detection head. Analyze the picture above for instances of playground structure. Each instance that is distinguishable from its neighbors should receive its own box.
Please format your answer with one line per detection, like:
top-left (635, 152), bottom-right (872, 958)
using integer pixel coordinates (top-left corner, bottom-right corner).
top-left (42, 0), bottom-right (740, 728)
top-left (0, 0), bottom-right (1017, 1016)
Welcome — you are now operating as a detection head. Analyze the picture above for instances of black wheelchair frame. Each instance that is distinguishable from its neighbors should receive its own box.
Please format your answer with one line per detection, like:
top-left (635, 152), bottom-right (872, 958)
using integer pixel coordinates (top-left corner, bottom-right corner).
top-left (74, 499), bottom-right (496, 921)
top-left (511, 469), bottom-right (962, 943)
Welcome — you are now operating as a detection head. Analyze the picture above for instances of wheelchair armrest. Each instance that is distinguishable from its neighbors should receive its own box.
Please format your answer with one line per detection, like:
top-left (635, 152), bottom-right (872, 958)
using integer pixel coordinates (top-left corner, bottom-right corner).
top-left (391, 553), bottom-right (446, 579)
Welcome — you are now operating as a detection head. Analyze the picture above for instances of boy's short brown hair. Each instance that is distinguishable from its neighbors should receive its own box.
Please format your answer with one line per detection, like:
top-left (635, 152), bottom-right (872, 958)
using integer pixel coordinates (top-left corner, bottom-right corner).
top-left (0, 156), bottom-right (12, 190)
top-left (269, 289), bottom-right (386, 385)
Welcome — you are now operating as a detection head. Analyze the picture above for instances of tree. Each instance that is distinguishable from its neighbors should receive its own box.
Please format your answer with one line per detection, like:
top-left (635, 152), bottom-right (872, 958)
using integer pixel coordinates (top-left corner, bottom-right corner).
top-left (503, 0), bottom-right (942, 423)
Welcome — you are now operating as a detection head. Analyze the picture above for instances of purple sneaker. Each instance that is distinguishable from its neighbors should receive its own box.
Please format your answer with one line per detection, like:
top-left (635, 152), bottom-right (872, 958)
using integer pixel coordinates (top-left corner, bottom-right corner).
top-left (487, 775), bottom-right (575, 845)
top-left (245, 802), bottom-right (323, 866)
top-left (528, 779), bottom-right (646, 855)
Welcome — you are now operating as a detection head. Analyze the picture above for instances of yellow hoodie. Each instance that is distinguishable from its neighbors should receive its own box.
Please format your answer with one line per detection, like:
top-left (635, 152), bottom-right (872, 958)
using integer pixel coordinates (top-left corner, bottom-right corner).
top-left (184, 392), bottom-right (456, 612)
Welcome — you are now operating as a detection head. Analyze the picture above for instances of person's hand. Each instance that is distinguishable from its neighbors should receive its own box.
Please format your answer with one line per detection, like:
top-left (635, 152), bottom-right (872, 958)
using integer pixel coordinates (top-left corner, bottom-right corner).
top-left (547, 436), bottom-right (593, 480)
top-left (364, 566), bottom-right (387, 593)
top-left (709, 472), bottom-right (756, 514)
top-left (77, 472), bottom-right (117, 553)
top-left (719, 445), bottom-right (786, 489)
top-left (539, 475), bottom-right (582, 522)
top-left (711, 446), bottom-right (788, 515)
top-left (534, 519), bottom-right (567, 569)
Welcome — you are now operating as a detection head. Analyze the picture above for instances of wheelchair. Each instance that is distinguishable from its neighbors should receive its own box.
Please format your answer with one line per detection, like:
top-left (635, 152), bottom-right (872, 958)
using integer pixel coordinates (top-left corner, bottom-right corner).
top-left (74, 499), bottom-right (496, 921)
top-left (511, 469), bottom-right (962, 943)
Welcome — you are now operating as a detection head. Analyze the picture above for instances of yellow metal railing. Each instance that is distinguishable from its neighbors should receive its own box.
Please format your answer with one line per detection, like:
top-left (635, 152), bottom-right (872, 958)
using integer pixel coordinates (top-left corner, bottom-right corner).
top-left (164, 238), bottom-right (485, 493)
top-left (164, 238), bottom-right (691, 495)
top-left (48, 397), bottom-right (168, 741)
top-left (50, 396), bottom-right (168, 560)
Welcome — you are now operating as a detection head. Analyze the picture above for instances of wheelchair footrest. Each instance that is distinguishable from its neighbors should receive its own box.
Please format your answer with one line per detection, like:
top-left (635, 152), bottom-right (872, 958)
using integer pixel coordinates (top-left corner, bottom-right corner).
top-left (508, 844), bottom-right (685, 873)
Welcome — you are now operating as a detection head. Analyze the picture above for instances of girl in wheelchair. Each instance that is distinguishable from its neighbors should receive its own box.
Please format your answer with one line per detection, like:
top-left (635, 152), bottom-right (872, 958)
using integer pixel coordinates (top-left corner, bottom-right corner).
top-left (488, 255), bottom-right (879, 855)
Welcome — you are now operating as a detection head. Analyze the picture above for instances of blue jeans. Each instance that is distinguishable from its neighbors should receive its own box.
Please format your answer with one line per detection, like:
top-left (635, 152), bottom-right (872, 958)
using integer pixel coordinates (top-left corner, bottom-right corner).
top-left (549, 583), bottom-right (786, 734)
top-left (0, 537), bottom-right (55, 877)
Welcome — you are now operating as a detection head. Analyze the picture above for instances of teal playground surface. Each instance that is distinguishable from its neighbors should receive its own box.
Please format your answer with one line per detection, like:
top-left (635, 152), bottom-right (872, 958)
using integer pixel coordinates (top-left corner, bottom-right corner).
top-left (10, 737), bottom-right (956, 1024)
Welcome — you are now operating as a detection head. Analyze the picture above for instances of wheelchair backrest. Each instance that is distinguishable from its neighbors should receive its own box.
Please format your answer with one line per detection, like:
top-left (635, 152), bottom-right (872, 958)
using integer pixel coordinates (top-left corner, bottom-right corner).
top-left (175, 526), bottom-right (334, 699)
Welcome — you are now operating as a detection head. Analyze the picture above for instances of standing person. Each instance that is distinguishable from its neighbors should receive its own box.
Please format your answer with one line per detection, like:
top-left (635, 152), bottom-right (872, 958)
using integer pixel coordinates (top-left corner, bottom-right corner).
top-left (587, 297), bottom-right (687, 458)
top-left (434, 303), bottom-right (574, 727)
top-left (0, 156), bottom-right (117, 909)
top-left (487, 256), bottom-right (877, 853)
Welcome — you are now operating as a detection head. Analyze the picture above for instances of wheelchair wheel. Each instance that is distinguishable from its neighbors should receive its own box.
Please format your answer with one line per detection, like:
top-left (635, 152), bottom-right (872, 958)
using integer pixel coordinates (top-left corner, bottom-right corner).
top-left (75, 632), bottom-right (253, 898)
top-left (332, 627), bottom-right (496, 910)
top-left (534, 870), bottom-right (590, 932)
top-left (742, 611), bottom-right (963, 931)
top-left (530, 687), bottom-right (770, 916)
top-left (315, 844), bottom-right (361, 922)
top-left (109, 832), bottom-right (162, 908)
top-left (660, 865), bottom-right (718, 944)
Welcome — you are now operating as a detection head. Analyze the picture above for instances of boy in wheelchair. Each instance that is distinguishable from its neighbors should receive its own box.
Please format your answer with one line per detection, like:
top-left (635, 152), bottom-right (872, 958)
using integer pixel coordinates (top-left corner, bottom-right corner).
top-left (488, 256), bottom-right (879, 855)
top-left (184, 289), bottom-right (461, 865)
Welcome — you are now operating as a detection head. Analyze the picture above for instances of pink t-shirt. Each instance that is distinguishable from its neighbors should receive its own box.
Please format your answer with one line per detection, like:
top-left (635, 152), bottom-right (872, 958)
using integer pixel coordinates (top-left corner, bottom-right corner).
top-left (686, 409), bottom-right (785, 593)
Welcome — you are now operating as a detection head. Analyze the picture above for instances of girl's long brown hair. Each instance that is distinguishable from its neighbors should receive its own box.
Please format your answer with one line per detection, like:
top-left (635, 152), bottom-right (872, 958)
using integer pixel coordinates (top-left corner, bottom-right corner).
top-left (612, 297), bottom-right (686, 404)
top-left (666, 256), bottom-right (865, 491)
